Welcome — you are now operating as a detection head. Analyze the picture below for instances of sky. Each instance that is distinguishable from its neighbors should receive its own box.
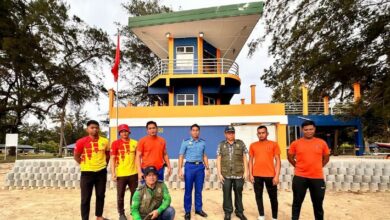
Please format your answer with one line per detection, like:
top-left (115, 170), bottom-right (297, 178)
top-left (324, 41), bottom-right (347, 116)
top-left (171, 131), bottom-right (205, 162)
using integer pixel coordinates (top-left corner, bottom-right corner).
top-left (65, 0), bottom-right (273, 120)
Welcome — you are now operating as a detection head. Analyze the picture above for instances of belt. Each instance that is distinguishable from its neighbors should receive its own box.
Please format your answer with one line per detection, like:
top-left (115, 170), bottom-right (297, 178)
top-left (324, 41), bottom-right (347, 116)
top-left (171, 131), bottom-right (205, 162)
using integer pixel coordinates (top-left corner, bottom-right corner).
top-left (186, 161), bottom-right (203, 165)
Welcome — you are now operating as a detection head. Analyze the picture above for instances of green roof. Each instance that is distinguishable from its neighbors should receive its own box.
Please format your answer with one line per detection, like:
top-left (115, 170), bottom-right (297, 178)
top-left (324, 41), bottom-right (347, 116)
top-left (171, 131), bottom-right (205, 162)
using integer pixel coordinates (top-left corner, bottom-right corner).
top-left (129, 2), bottom-right (264, 28)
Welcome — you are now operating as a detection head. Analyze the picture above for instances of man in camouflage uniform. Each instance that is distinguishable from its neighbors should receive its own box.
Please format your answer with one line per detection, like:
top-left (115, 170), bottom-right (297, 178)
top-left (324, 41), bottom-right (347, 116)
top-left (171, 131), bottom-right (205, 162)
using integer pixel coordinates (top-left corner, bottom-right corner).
top-left (217, 125), bottom-right (249, 220)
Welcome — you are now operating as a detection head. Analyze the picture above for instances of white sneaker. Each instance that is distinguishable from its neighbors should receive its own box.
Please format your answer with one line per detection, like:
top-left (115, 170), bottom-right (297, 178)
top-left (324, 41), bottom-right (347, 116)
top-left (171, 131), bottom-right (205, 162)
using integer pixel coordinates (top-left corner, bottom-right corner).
top-left (257, 216), bottom-right (265, 220)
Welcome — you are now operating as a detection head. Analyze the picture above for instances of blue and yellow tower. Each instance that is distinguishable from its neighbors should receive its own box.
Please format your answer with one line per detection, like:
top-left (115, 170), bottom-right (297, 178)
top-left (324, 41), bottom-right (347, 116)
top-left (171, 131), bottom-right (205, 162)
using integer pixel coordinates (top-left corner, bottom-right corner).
top-left (109, 2), bottom-right (289, 158)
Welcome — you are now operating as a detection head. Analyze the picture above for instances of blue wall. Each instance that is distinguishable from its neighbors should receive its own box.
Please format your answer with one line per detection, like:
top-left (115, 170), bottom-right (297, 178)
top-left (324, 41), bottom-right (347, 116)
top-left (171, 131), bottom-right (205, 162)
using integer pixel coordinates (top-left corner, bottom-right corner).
top-left (203, 40), bottom-right (216, 58)
top-left (128, 125), bottom-right (227, 159)
top-left (174, 38), bottom-right (197, 73)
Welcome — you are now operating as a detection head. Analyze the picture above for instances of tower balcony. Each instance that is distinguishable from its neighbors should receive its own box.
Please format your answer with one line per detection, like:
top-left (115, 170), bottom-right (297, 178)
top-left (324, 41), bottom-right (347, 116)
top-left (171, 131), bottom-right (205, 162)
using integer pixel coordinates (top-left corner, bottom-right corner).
top-left (148, 58), bottom-right (240, 88)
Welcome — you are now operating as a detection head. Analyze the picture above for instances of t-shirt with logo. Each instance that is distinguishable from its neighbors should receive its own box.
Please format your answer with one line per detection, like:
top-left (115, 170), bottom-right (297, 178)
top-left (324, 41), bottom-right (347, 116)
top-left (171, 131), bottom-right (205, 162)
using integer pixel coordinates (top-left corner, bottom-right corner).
top-left (288, 137), bottom-right (330, 179)
top-left (137, 136), bottom-right (166, 170)
top-left (110, 139), bottom-right (138, 177)
top-left (74, 136), bottom-right (110, 172)
top-left (249, 140), bottom-right (280, 177)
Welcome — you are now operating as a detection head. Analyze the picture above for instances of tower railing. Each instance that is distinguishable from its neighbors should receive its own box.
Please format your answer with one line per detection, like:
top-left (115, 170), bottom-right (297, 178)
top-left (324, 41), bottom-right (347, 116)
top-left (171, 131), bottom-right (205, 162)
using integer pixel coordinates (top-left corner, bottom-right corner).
top-left (149, 58), bottom-right (239, 82)
top-left (285, 102), bottom-right (351, 115)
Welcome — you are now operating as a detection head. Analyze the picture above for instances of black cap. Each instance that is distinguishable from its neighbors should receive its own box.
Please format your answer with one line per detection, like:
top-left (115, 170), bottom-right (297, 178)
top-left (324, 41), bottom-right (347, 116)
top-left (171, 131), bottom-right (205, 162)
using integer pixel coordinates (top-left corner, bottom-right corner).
top-left (224, 125), bottom-right (235, 133)
top-left (144, 166), bottom-right (158, 175)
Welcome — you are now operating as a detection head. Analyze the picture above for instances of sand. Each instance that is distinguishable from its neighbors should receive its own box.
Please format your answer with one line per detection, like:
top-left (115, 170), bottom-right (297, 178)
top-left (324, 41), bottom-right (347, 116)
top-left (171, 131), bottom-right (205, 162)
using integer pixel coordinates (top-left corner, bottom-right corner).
top-left (1, 163), bottom-right (390, 220)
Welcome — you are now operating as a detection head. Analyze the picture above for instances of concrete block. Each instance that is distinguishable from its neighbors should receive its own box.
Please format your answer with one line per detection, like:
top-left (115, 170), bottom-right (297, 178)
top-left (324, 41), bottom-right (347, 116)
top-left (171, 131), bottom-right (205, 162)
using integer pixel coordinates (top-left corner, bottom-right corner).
top-left (204, 181), bottom-right (212, 190)
top-left (353, 175), bottom-right (362, 182)
top-left (360, 183), bottom-right (369, 192)
top-left (323, 168), bottom-right (329, 175)
top-left (341, 182), bottom-right (351, 191)
top-left (335, 175), bottom-right (344, 182)
top-left (380, 176), bottom-right (390, 183)
top-left (46, 161), bottom-right (52, 167)
top-left (364, 168), bottom-right (374, 176)
top-left (7, 173), bottom-right (14, 180)
top-left (64, 173), bottom-right (70, 181)
top-left (326, 175), bottom-right (335, 182)
top-left (6, 180), bottom-right (14, 187)
top-left (39, 167), bottom-right (47, 173)
top-left (32, 161), bottom-right (39, 167)
top-left (50, 180), bottom-right (58, 187)
top-left (213, 182), bottom-right (221, 190)
top-left (362, 175), bottom-right (371, 183)
top-left (179, 181), bottom-right (185, 189)
top-left (29, 180), bottom-right (36, 187)
top-left (19, 167), bottom-right (26, 172)
top-left (280, 182), bottom-right (288, 190)
top-left (41, 173), bottom-right (49, 180)
top-left (334, 182), bottom-right (342, 191)
top-left (338, 167), bottom-right (347, 175)
top-left (383, 168), bottom-right (390, 176)
top-left (375, 163), bottom-right (384, 169)
top-left (69, 167), bottom-right (76, 174)
top-left (15, 180), bottom-right (22, 187)
top-left (369, 183), bottom-right (378, 192)
top-left (49, 173), bottom-right (56, 180)
top-left (378, 183), bottom-right (388, 192)
top-left (355, 168), bottom-right (364, 175)
top-left (22, 179), bottom-right (29, 187)
top-left (12, 167), bottom-right (20, 173)
top-left (371, 175), bottom-right (381, 183)
top-left (48, 167), bottom-right (55, 173)
top-left (59, 180), bottom-right (65, 188)
top-left (325, 181), bottom-right (333, 191)
top-left (351, 183), bottom-right (360, 192)
top-left (54, 167), bottom-right (61, 173)
top-left (33, 173), bottom-right (41, 180)
top-left (61, 167), bottom-right (69, 173)
top-left (373, 168), bottom-right (382, 176)
top-left (14, 173), bottom-right (20, 180)
top-left (53, 161), bottom-right (60, 167)
top-left (36, 180), bottom-right (43, 187)
top-left (284, 175), bottom-right (292, 182)
top-left (73, 180), bottom-right (80, 188)
top-left (65, 181), bottom-right (73, 188)
top-left (345, 175), bottom-right (353, 183)
top-left (329, 168), bottom-right (337, 175)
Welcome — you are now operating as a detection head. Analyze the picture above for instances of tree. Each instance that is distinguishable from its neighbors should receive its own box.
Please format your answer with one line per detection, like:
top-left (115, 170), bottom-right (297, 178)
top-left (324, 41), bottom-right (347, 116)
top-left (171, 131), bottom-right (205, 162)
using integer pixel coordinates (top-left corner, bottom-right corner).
top-left (0, 0), bottom-right (112, 148)
top-left (249, 0), bottom-right (390, 141)
top-left (117, 0), bottom-right (171, 106)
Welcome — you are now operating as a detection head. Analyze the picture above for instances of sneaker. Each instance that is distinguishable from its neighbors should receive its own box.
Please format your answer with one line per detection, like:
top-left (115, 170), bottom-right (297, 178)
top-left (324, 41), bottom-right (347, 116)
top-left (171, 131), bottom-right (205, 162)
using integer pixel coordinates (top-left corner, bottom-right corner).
top-left (119, 214), bottom-right (127, 220)
top-left (257, 216), bottom-right (265, 220)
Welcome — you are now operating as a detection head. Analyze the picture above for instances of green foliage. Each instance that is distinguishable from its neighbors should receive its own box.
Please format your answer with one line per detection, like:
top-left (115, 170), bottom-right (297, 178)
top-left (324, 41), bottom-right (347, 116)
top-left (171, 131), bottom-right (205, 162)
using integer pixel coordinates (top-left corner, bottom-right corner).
top-left (119, 0), bottom-right (171, 106)
top-left (0, 0), bottom-right (112, 144)
top-left (249, 0), bottom-right (390, 141)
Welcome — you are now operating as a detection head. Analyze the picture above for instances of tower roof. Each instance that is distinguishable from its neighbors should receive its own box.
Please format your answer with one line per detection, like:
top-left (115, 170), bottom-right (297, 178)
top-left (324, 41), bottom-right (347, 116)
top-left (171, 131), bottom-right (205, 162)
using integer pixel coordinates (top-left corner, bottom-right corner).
top-left (129, 2), bottom-right (263, 60)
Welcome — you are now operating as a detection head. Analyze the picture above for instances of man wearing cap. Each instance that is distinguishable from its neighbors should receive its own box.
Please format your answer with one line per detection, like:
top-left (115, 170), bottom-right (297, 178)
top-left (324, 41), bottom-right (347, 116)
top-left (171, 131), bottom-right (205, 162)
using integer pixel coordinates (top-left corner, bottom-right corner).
top-left (131, 166), bottom-right (175, 220)
top-left (110, 124), bottom-right (138, 220)
top-left (178, 124), bottom-right (210, 220)
top-left (217, 125), bottom-right (249, 220)
top-left (136, 121), bottom-right (172, 182)
top-left (74, 120), bottom-right (110, 220)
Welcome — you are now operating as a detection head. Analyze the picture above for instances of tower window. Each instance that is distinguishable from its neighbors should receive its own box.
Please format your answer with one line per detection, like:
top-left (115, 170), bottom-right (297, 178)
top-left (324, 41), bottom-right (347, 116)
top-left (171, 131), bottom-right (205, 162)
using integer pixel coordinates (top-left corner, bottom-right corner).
top-left (176, 46), bottom-right (194, 70)
top-left (204, 96), bottom-right (216, 105)
top-left (176, 94), bottom-right (195, 106)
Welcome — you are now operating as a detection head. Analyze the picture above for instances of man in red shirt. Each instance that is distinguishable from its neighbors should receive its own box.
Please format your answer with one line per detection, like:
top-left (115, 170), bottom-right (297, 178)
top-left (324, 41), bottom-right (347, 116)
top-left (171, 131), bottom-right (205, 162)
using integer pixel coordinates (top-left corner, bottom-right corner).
top-left (249, 126), bottom-right (281, 220)
top-left (74, 120), bottom-right (110, 220)
top-left (288, 120), bottom-right (330, 220)
top-left (135, 121), bottom-right (172, 182)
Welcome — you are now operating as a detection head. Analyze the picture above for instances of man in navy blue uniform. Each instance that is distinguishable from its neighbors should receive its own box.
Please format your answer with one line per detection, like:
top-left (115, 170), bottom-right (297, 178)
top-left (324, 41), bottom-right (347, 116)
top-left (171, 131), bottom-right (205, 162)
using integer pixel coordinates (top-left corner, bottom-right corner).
top-left (178, 124), bottom-right (210, 220)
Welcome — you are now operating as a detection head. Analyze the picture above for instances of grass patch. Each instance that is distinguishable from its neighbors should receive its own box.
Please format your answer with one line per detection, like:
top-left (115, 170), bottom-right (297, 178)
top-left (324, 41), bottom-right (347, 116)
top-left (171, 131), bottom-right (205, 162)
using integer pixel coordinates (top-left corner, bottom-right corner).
top-left (0, 153), bottom-right (57, 163)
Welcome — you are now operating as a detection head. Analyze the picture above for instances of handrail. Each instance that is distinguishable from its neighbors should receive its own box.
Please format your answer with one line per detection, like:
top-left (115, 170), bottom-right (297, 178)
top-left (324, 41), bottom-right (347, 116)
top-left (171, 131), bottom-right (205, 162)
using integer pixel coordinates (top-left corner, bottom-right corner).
top-left (149, 58), bottom-right (239, 82)
top-left (285, 102), bottom-right (351, 115)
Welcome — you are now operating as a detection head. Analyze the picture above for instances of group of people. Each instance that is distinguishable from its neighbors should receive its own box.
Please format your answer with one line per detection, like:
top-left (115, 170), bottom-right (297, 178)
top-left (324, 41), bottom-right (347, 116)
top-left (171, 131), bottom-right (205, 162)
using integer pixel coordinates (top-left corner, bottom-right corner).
top-left (73, 119), bottom-right (330, 220)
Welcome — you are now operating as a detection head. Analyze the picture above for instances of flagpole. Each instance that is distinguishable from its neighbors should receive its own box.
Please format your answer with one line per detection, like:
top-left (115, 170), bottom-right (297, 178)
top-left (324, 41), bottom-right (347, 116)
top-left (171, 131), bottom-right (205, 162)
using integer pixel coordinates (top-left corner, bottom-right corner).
top-left (116, 29), bottom-right (119, 141)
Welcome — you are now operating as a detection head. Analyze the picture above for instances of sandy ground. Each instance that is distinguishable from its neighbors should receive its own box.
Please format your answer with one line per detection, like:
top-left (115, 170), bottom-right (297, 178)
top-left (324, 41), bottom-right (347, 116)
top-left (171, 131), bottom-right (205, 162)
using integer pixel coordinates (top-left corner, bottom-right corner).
top-left (1, 164), bottom-right (390, 220)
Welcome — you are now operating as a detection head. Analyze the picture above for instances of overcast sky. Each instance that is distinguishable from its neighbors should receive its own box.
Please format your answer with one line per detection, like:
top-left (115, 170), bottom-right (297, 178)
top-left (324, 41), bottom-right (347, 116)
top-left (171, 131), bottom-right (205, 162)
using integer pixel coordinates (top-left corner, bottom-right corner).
top-left (65, 0), bottom-right (273, 120)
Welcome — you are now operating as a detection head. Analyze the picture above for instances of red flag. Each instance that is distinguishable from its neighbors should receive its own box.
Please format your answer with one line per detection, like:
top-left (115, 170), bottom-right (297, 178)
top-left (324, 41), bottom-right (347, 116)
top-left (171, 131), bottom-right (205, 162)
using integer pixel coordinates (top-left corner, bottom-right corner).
top-left (111, 34), bottom-right (120, 82)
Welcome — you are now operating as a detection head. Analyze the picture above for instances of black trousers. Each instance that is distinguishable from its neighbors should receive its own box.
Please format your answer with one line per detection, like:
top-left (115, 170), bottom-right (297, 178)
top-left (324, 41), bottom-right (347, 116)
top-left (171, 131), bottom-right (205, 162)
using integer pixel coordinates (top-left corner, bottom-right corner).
top-left (116, 174), bottom-right (138, 215)
top-left (254, 176), bottom-right (278, 219)
top-left (222, 178), bottom-right (245, 214)
top-left (80, 168), bottom-right (107, 220)
top-left (292, 175), bottom-right (326, 220)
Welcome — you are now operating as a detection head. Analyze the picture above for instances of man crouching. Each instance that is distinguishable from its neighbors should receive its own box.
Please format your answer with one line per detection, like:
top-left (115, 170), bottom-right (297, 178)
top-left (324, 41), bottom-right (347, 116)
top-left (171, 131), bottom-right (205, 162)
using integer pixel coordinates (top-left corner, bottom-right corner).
top-left (131, 166), bottom-right (175, 220)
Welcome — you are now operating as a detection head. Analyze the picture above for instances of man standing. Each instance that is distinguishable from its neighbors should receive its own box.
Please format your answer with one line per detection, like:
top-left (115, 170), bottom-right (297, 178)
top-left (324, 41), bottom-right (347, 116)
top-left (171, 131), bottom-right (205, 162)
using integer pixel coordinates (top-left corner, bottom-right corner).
top-left (178, 124), bottom-right (210, 220)
top-left (136, 121), bottom-right (172, 182)
top-left (288, 120), bottom-right (330, 220)
top-left (74, 120), bottom-right (110, 220)
top-left (249, 126), bottom-right (281, 220)
top-left (110, 124), bottom-right (138, 220)
top-left (131, 166), bottom-right (175, 220)
top-left (217, 125), bottom-right (248, 220)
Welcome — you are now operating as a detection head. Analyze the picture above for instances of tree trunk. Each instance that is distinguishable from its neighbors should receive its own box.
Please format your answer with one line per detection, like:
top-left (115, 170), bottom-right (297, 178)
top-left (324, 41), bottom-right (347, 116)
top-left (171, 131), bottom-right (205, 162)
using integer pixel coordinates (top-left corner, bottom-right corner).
top-left (58, 105), bottom-right (66, 157)
top-left (333, 129), bottom-right (339, 156)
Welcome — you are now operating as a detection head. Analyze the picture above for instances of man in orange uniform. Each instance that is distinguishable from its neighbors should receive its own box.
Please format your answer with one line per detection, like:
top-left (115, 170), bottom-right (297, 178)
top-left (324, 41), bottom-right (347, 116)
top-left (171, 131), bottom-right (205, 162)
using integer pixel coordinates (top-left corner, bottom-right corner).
top-left (110, 124), bottom-right (138, 220)
top-left (249, 125), bottom-right (281, 220)
top-left (74, 120), bottom-right (110, 220)
top-left (136, 121), bottom-right (172, 182)
top-left (288, 120), bottom-right (330, 220)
